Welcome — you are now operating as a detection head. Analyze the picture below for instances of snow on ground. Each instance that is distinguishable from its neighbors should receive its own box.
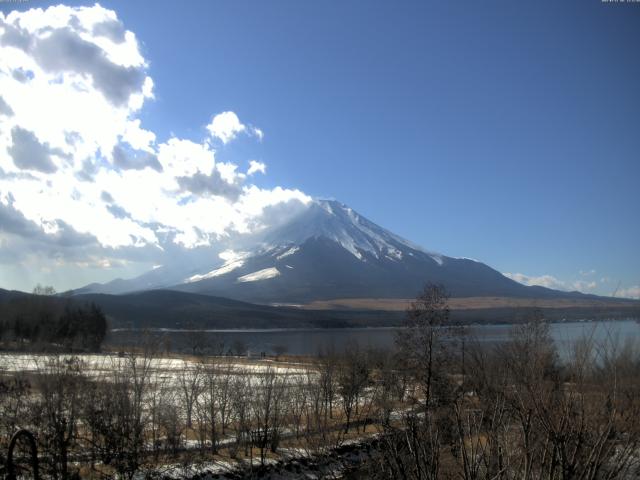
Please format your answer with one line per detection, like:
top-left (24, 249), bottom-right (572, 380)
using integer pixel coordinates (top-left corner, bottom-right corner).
top-left (184, 259), bottom-right (245, 283)
top-left (276, 246), bottom-right (299, 260)
top-left (237, 267), bottom-right (281, 282)
top-left (430, 254), bottom-right (444, 265)
top-left (0, 353), bottom-right (311, 380)
top-left (135, 459), bottom-right (237, 480)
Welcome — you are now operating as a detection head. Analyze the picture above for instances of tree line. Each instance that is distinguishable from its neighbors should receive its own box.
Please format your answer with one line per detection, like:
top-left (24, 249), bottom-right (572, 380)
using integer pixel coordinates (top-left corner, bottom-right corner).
top-left (0, 286), bottom-right (108, 352)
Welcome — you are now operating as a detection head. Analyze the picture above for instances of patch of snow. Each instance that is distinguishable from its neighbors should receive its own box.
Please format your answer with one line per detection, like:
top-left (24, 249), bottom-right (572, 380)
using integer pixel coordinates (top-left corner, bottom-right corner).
top-left (276, 246), bottom-right (299, 260)
top-left (285, 264), bottom-right (293, 269)
top-left (184, 259), bottom-right (245, 283)
top-left (237, 267), bottom-right (280, 283)
top-left (319, 200), bottom-right (335, 215)
top-left (386, 247), bottom-right (403, 260)
top-left (430, 255), bottom-right (444, 266)
top-left (0, 354), bottom-right (310, 379)
top-left (314, 200), bottom-right (422, 262)
top-left (329, 231), bottom-right (364, 260)
top-left (183, 250), bottom-right (251, 283)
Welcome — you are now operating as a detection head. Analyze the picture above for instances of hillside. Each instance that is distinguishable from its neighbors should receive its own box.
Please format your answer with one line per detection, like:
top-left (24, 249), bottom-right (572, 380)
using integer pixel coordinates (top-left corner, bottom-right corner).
top-left (75, 200), bottom-right (615, 305)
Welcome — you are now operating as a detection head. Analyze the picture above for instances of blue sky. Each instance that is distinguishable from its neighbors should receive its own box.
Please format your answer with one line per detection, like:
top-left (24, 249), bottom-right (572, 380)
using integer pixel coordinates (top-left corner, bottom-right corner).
top-left (0, 1), bottom-right (638, 297)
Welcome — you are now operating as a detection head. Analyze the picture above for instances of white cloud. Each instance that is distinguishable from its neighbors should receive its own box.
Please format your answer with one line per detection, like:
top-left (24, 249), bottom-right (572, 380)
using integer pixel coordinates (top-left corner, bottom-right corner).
top-left (579, 269), bottom-right (596, 277)
top-left (206, 111), bottom-right (246, 144)
top-left (504, 271), bottom-right (605, 294)
top-left (571, 280), bottom-right (597, 292)
top-left (205, 111), bottom-right (264, 144)
top-left (247, 160), bottom-right (266, 175)
top-left (617, 286), bottom-right (640, 300)
top-left (503, 272), bottom-right (567, 290)
top-left (0, 4), bottom-right (311, 275)
top-left (252, 127), bottom-right (264, 141)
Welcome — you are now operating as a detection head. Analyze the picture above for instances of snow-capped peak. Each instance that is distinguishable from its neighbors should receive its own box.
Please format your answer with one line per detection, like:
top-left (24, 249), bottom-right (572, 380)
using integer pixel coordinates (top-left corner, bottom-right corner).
top-left (258, 199), bottom-right (445, 264)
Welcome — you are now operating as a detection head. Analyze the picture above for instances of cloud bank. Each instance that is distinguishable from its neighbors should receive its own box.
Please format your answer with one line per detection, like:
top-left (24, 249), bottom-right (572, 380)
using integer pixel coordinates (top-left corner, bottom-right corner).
top-left (504, 272), bottom-right (598, 293)
top-left (0, 4), bottom-right (310, 288)
top-left (617, 286), bottom-right (640, 300)
top-left (503, 272), bottom-right (569, 291)
top-left (504, 272), bottom-right (640, 299)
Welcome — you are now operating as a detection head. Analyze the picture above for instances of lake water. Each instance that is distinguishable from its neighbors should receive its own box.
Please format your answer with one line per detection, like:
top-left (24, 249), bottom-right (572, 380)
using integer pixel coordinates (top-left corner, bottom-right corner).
top-left (108, 319), bottom-right (640, 356)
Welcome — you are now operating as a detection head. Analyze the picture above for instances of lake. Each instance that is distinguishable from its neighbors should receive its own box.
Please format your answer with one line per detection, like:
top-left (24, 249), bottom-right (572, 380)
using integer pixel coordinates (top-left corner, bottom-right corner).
top-left (108, 319), bottom-right (640, 356)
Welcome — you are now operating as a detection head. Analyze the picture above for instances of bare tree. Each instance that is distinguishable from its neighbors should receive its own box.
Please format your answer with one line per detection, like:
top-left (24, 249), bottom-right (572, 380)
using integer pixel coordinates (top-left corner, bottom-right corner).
top-left (31, 355), bottom-right (85, 479)
top-left (179, 361), bottom-right (202, 429)
top-left (251, 367), bottom-right (287, 464)
top-left (396, 283), bottom-right (454, 407)
top-left (32, 284), bottom-right (57, 296)
top-left (370, 284), bottom-right (455, 480)
top-left (82, 352), bottom-right (154, 479)
top-left (303, 367), bottom-right (330, 445)
top-left (337, 343), bottom-right (370, 434)
top-left (199, 357), bottom-right (225, 453)
top-left (372, 348), bottom-right (401, 429)
top-left (0, 371), bottom-right (31, 454)
top-left (317, 345), bottom-right (338, 422)
top-left (146, 366), bottom-right (170, 459)
top-left (230, 374), bottom-right (252, 458)
top-left (287, 373), bottom-right (308, 439)
top-left (215, 358), bottom-right (236, 436)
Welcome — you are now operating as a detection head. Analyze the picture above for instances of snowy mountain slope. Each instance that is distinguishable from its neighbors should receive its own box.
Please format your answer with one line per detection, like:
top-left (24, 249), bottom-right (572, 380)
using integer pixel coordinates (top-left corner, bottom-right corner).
top-left (75, 199), bottom-right (593, 303)
top-left (256, 199), bottom-right (443, 263)
top-left (165, 200), bottom-right (585, 303)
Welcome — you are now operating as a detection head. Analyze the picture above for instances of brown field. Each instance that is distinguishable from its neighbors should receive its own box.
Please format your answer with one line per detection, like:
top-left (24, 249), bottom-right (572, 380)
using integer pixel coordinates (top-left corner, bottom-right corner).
top-left (302, 296), bottom-right (640, 311)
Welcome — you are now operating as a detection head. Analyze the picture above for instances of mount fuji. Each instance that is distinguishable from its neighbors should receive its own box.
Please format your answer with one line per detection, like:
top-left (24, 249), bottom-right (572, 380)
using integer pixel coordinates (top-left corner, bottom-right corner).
top-left (74, 199), bottom-right (591, 305)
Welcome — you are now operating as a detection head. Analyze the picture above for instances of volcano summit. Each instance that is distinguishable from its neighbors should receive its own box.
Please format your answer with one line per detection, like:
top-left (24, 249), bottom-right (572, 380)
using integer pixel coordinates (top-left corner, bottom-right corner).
top-left (77, 200), bottom-right (596, 305)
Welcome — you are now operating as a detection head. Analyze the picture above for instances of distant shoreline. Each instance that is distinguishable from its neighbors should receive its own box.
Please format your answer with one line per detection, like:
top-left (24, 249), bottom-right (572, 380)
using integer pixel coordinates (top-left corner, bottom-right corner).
top-left (109, 317), bottom-right (640, 333)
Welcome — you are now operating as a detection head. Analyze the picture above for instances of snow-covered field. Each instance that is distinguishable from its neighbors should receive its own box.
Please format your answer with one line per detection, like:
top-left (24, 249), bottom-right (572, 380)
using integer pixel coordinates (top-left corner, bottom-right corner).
top-left (0, 352), bottom-right (312, 384)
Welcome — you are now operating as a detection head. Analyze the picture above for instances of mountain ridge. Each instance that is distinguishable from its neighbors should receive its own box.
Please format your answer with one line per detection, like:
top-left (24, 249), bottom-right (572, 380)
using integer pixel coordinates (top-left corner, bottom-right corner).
top-left (3, 288), bottom-right (638, 332)
top-left (71, 199), bottom-right (622, 304)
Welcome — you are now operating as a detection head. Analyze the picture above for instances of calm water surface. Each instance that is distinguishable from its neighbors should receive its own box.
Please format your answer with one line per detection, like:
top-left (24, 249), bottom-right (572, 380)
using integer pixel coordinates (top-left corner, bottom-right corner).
top-left (109, 319), bottom-right (640, 356)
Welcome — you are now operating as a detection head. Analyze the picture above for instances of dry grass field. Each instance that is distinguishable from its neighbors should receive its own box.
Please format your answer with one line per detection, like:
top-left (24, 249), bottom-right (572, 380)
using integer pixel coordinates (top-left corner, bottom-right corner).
top-left (302, 296), bottom-right (640, 311)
